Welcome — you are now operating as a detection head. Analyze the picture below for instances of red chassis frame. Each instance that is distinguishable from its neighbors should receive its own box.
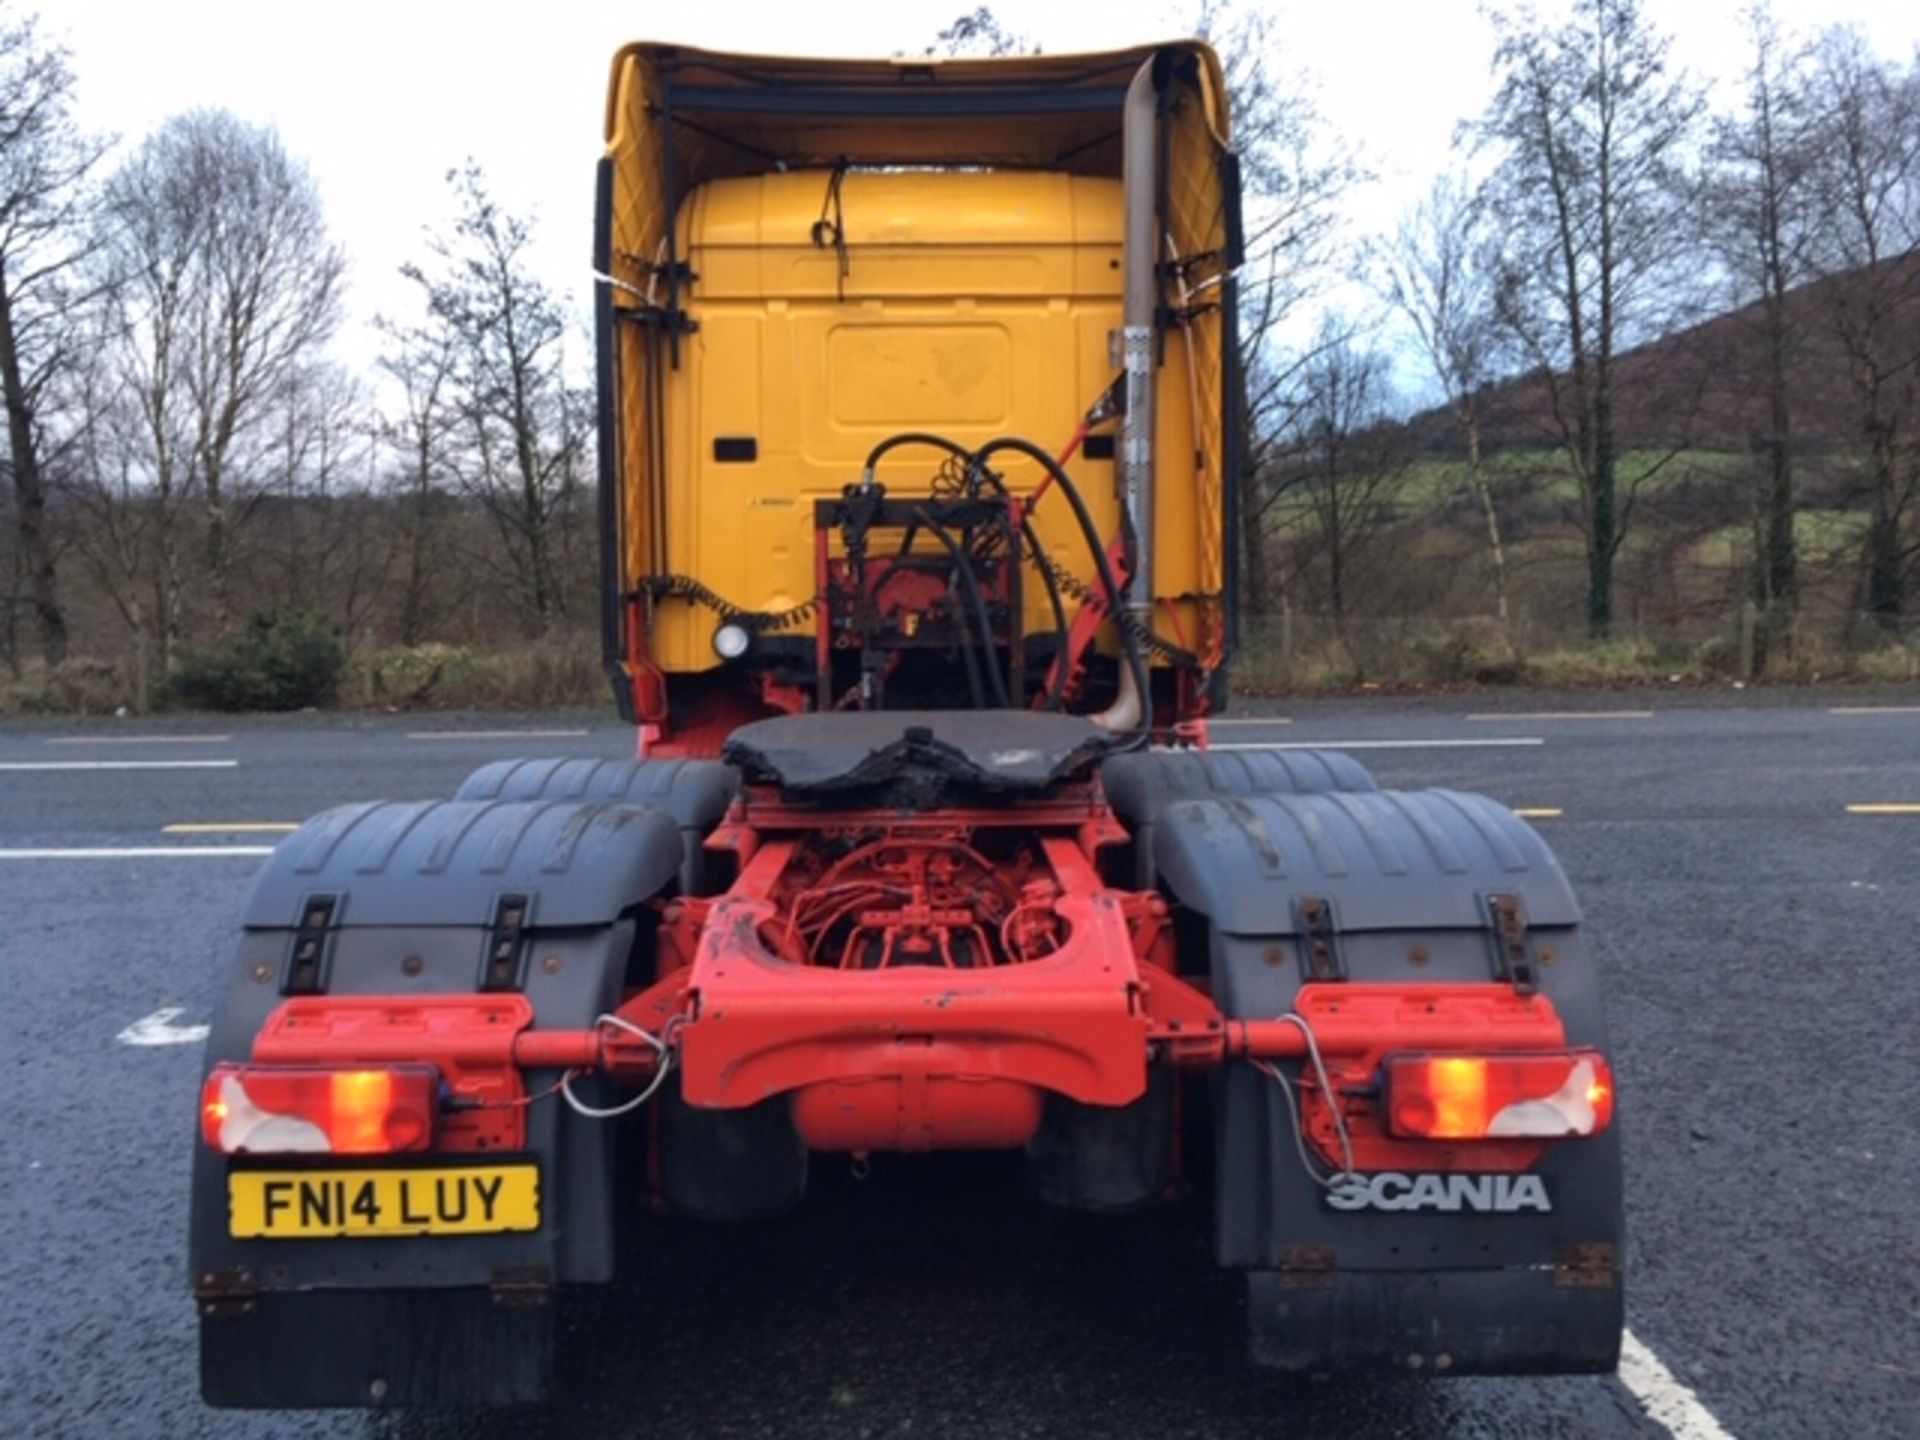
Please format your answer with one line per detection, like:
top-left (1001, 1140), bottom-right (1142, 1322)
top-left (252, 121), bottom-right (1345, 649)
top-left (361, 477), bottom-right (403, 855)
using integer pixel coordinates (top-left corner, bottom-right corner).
top-left (248, 784), bottom-right (1575, 1172)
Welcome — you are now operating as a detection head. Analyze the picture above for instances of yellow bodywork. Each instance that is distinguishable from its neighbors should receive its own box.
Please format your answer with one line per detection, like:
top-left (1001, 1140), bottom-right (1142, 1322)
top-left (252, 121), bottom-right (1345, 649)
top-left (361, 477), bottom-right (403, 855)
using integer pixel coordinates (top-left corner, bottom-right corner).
top-left (600, 43), bottom-right (1233, 683)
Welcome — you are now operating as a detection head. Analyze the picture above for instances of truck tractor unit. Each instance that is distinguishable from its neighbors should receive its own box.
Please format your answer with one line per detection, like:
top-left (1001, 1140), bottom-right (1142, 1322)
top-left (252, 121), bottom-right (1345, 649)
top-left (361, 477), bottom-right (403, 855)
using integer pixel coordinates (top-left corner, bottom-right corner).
top-left (190, 41), bottom-right (1622, 1406)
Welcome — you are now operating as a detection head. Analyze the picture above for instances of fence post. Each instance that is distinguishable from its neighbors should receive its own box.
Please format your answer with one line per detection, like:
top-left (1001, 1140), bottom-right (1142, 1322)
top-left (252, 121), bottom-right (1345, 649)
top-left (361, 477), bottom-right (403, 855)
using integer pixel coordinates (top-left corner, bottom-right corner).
top-left (1738, 602), bottom-right (1757, 681)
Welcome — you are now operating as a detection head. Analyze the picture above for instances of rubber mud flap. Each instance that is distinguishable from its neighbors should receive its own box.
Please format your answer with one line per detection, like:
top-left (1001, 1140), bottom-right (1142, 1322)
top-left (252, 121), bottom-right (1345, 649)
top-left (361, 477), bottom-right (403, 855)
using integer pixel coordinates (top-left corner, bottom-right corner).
top-left (1245, 1266), bottom-right (1623, 1375)
top-left (201, 1288), bottom-right (551, 1407)
top-left (1025, 1064), bottom-right (1173, 1212)
top-left (658, 1090), bottom-right (808, 1218)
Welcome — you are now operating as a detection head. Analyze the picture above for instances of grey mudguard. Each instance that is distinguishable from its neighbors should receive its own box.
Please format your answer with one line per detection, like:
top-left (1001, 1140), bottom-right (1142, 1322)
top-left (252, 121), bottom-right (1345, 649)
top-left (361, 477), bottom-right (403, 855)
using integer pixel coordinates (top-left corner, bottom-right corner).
top-left (1101, 747), bottom-right (1379, 887)
top-left (193, 799), bottom-right (682, 1406)
top-left (240, 798), bottom-right (684, 929)
top-left (1153, 788), bottom-right (1623, 1374)
top-left (1101, 747), bottom-right (1378, 819)
top-left (454, 755), bottom-right (737, 827)
top-left (454, 757), bottom-right (737, 892)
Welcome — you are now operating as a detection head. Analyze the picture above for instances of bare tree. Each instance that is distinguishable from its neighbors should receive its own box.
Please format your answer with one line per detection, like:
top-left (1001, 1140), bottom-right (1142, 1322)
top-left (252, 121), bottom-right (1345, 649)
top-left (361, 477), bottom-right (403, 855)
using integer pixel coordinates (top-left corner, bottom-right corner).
top-left (253, 362), bottom-right (383, 640)
top-left (1195, 0), bottom-right (1365, 618)
top-left (91, 139), bottom-right (199, 675)
top-left (1266, 319), bottom-right (1411, 651)
top-left (0, 4), bottom-right (107, 669)
top-left (1800, 30), bottom-right (1920, 624)
top-left (1476, 0), bottom-right (1705, 637)
top-left (376, 316), bottom-right (459, 645)
top-left (1704, 6), bottom-right (1824, 661)
top-left (92, 110), bottom-right (344, 648)
top-left (62, 315), bottom-right (173, 709)
top-left (1379, 175), bottom-right (1512, 625)
top-left (927, 7), bottom-right (1033, 57)
top-left (405, 164), bottom-right (582, 637)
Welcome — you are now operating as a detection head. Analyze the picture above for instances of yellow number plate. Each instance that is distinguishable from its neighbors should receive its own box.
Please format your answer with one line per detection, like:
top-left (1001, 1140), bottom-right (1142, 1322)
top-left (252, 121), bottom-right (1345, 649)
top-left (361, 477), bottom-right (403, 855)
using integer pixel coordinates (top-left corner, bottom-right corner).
top-left (228, 1165), bottom-right (540, 1239)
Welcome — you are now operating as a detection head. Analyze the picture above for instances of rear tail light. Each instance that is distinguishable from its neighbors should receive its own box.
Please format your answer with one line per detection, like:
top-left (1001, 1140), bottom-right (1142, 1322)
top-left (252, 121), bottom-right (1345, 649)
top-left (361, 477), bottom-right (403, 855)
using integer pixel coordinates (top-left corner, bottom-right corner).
top-left (1385, 1051), bottom-right (1614, 1140)
top-left (200, 1063), bottom-right (439, 1155)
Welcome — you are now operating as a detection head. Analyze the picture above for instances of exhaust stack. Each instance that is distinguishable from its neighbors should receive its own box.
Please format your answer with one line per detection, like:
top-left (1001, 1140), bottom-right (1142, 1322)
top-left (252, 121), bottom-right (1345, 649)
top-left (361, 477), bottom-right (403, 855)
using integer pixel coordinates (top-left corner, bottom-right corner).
top-left (1094, 55), bottom-right (1161, 734)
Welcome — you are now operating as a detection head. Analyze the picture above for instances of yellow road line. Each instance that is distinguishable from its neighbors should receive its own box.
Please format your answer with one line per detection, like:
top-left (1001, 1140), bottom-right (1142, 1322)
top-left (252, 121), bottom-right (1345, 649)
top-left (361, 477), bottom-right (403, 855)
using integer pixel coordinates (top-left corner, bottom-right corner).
top-left (1466, 711), bottom-right (1653, 722)
top-left (1830, 706), bottom-right (1920, 716)
top-left (1845, 803), bottom-right (1920, 816)
top-left (162, 822), bottom-right (300, 835)
top-left (1512, 807), bottom-right (1564, 819)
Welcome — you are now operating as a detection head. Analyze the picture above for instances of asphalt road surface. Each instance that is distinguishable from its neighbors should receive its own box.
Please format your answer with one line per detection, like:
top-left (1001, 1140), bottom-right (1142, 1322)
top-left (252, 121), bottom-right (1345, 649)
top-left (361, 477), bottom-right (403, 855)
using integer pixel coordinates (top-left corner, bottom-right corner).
top-left (2, 694), bottom-right (1917, 1439)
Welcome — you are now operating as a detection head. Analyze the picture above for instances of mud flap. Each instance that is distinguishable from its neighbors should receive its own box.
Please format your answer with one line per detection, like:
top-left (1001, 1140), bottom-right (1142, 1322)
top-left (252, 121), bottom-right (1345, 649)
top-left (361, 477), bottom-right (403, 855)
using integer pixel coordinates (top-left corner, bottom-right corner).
top-left (1246, 1264), bottom-right (1622, 1375)
top-left (658, 1089), bottom-right (809, 1218)
top-left (201, 1288), bottom-right (552, 1408)
top-left (1025, 1063), bottom-right (1174, 1212)
top-left (191, 799), bottom-right (683, 1407)
top-left (1154, 786), bottom-right (1626, 1375)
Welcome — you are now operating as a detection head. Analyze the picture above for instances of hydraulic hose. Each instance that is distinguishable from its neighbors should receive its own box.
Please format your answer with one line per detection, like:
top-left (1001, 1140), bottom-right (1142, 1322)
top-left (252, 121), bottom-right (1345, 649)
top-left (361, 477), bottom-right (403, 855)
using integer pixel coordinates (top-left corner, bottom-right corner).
top-left (862, 432), bottom-right (976, 483)
top-left (972, 436), bottom-right (1152, 749)
top-left (959, 460), bottom-right (1072, 712)
top-left (912, 505), bottom-right (1011, 709)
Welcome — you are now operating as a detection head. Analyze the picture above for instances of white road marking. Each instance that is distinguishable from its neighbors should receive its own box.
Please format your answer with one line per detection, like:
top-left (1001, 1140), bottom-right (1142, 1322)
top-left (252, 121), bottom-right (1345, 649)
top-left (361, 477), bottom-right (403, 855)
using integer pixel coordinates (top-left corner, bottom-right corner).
top-left (1619, 1328), bottom-right (1736, 1439)
top-left (163, 822), bottom-right (299, 834)
top-left (1512, 807), bottom-right (1564, 818)
top-left (1845, 803), bottom-right (1920, 816)
top-left (0, 759), bottom-right (238, 772)
top-left (116, 1007), bottom-right (211, 1047)
top-left (1829, 705), bottom-right (1920, 716)
top-left (406, 728), bottom-right (591, 740)
top-left (46, 733), bottom-right (231, 745)
top-left (1466, 710), bottom-right (1653, 721)
top-left (0, 845), bottom-right (275, 859)
top-left (1206, 738), bottom-right (1546, 751)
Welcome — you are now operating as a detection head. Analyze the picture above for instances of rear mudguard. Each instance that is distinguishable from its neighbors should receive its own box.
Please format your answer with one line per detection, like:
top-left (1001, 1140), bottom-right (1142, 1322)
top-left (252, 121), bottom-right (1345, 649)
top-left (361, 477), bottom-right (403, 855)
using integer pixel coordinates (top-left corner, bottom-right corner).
top-left (190, 799), bottom-right (682, 1407)
top-left (1154, 786), bottom-right (1624, 1374)
top-left (1100, 747), bottom-right (1377, 888)
top-left (454, 756), bottom-right (737, 892)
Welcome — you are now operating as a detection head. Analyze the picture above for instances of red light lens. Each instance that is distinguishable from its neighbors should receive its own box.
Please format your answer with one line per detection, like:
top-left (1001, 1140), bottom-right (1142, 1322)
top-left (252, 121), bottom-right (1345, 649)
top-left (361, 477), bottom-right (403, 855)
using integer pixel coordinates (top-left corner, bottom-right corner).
top-left (1385, 1051), bottom-right (1613, 1140)
top-left (200, 1063), bottom-right (439, 1154)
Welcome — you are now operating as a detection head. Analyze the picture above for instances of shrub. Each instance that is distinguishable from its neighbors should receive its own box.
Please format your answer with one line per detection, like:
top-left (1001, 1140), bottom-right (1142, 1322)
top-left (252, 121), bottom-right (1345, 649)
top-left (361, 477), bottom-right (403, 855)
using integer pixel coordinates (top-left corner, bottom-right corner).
top-left (1408, 618), bottom-right (1523, 685)
top-left (346, 643), bottom-right (476, 706)
top-left (1851, 643), bottom-right (1919, 684)
top-left (455, 643), bottom-right (605, 709)
top-left (0, 657), bottom-right (129, 715)
top-left (1521, 638), bottom-right (1665, 687)
top-left (162, 610), bottom-right (345, 711)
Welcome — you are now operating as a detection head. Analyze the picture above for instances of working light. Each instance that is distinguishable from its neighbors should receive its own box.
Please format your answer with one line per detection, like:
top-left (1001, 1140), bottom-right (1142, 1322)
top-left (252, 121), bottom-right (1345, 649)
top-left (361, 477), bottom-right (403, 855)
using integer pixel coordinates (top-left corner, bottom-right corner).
top-left (1385, 1051), bottom-right (1614, 1140)
top-left (712, 623), bottom-right (751, 660)
top-left (201, 1063), bottom-right (439, 1155)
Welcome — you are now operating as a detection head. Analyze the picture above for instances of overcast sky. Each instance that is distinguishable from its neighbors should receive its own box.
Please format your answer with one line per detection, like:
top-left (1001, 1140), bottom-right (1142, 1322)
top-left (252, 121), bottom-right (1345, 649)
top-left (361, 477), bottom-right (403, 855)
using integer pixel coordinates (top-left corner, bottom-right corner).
top-left (44, 0), bottom-right (1919, 380)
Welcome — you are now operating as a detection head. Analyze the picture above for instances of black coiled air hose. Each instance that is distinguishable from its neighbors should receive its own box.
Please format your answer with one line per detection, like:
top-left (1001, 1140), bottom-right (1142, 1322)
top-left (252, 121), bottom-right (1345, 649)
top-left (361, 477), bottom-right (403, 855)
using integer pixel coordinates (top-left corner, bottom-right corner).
top-left (971, 436), bottom-right (1153, 751)
top-left (862, 433), bottom-right (1070, 711)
